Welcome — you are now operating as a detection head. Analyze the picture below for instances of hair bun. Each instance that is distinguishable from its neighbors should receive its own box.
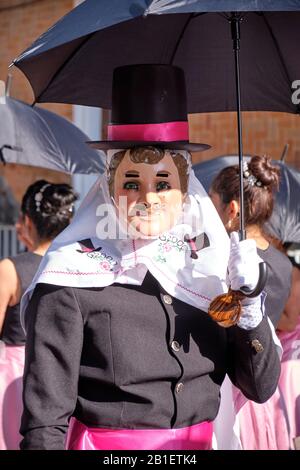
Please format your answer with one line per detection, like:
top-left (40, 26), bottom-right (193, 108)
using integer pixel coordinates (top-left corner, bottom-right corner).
top-left (249, 155), bottom-right (280, 191)
top-left (21, 179), bottom-right (78, 241)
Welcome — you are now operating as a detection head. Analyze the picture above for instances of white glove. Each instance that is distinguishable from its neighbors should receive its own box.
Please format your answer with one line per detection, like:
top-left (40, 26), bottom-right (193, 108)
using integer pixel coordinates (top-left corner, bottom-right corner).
top-left (228, 232), bottom-right (265, 329)
top-left (228, 231), bottom-right (261, 293)
top-left (237, 297), bottom-right (264, 329)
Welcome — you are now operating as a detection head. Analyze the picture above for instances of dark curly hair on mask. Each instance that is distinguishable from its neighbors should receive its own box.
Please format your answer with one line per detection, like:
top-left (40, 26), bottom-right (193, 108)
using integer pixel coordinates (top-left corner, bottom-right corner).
top-left (108, 146), bottom-right (189, 195)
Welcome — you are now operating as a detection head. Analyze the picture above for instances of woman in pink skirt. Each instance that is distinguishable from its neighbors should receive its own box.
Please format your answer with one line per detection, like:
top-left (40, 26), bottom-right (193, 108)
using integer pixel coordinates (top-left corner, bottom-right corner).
top-left (233, 265), bottom-right (300, 450)
top-left (276, 265), bottom-right (300, 449)
top-left (0, 180), bottom-right (77, 449)
top-left (210, 158), bottom-right (298, 449)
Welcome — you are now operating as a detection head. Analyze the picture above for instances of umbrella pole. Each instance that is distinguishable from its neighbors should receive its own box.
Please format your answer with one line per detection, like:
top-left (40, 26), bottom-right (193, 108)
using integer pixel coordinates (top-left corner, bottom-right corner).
top-left (230, 13), bottom-right (246, 241)
top-left (229, 13), bottom-right (268, 296)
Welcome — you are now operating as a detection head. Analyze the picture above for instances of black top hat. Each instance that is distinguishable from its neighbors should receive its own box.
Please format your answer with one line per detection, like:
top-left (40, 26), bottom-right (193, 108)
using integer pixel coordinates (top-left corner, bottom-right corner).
top-left (88, 64), bottom-right (210, 152)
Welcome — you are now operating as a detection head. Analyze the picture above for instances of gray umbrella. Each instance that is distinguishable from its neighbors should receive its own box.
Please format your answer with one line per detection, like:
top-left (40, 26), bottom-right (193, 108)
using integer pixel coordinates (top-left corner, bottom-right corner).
top-left (0, 97), bottom-right (104, 174)
top-left (193, 156), bottom-right (300, 244)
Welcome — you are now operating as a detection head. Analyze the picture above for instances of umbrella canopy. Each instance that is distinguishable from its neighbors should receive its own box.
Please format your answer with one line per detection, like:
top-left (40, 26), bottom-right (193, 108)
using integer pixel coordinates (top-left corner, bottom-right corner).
top-left (193, 156), bottom-right (300, 244)
top-left (12, 0), bottom-right (300, 113)
top-left (0, 97), bottom-right (104, 174)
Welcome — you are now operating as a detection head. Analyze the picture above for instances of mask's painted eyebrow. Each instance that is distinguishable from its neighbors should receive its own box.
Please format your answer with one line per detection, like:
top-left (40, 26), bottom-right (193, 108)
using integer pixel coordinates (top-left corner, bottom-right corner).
top-left (156, 171), bottom-right (170, 177)
top-left (125, 171), bottom-right (140, 177)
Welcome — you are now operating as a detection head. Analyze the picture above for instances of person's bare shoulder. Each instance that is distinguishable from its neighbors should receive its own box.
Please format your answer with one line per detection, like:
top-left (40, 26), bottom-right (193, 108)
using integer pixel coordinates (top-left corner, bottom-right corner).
top-left (0, 258), bottom-right (20, 306)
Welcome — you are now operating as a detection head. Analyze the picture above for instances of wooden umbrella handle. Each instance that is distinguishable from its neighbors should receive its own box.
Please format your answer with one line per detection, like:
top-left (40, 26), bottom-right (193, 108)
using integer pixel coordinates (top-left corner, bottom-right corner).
top-left (208, 263), bottom-right (267, 327)
top-left (208, 288), bottom-right (244, 328)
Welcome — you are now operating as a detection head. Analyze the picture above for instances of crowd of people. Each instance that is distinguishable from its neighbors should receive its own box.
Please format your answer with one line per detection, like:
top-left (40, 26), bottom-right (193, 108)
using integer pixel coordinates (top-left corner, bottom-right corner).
top-left (0, 64), bottom-right (299, 451)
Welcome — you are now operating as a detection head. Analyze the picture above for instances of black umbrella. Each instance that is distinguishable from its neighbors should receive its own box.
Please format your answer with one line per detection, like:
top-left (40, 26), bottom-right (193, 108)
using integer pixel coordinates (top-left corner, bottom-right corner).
top-left (193, 155), bottom-right (300, 244)
top-left (12, 1), bottom-right (300, 113)
top-left (0, 96), bottom-right (104, 174)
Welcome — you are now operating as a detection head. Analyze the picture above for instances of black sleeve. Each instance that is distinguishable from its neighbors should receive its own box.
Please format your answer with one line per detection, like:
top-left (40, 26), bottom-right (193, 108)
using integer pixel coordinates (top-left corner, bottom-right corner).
top-left (226, 315), bottom-right (280, 403)
top-left (20, 283), bottom-right (83, 450)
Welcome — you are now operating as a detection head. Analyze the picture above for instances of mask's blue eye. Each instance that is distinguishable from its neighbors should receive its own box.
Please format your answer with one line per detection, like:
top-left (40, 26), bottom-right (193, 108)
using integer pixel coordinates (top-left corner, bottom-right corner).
top-left (157, 181), bottom-right (171, 191)
top-left (123, 182), bottom-right (139, 190)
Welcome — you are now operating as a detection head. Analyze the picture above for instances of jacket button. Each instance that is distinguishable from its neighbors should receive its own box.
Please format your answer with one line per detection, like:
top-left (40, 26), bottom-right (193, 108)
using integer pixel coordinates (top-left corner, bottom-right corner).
top-left (251, 339), bottom-right (264, 353)
top-left (171, 340), bottom-right (180, 352)
top-left (175, 382), bottom-right (184, 393)
top-left (163, 294), bottom-right (172, 305)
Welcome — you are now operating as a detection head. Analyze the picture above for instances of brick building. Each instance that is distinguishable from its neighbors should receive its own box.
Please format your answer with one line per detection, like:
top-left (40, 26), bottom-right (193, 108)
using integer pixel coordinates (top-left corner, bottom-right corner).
top-left (0, 0), bottom-right (300, 208)
top-left (0, 0), bottom-right (75, 205)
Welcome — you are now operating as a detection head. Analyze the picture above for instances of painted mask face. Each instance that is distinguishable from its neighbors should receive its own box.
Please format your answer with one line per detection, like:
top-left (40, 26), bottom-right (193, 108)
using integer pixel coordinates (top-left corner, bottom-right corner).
top-left (113, 149), bottom-right (186, 238)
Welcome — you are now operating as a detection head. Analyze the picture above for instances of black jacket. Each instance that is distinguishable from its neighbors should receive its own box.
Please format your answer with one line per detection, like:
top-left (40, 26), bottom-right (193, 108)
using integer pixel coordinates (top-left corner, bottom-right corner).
top-left (20, 271), bottom-right (280, 449)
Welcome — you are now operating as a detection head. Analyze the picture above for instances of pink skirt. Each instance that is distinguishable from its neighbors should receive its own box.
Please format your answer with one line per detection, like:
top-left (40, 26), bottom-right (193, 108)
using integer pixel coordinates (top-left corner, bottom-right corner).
top-left (237, 319), bottom-right (300, 450)
top-left (277, 321), bottom-right (300, 448)
top-left (0, 343), bottom-right (25, 450)
top-left (67, 418), bottom-right (213, 450)
top-left (237, 388), bottom-right (290, 450)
